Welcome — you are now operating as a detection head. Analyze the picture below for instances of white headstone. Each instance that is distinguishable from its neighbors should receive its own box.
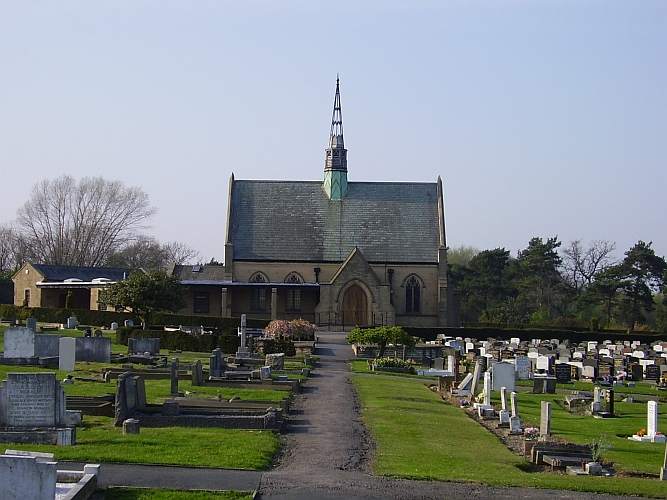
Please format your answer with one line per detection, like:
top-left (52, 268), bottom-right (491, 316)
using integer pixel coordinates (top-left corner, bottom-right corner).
top-left (110, 322), bottom-right (119, 331)
top-left (536, 355), bottom-right (551, 371)
top-left (483, 371), bottom-right (491, 406)
top-left (648, 401), bottom-right (659, 438)
top-left (510, 391), bottom-right (518, 417)
top-left (59, 337), bottom-right (76, 371)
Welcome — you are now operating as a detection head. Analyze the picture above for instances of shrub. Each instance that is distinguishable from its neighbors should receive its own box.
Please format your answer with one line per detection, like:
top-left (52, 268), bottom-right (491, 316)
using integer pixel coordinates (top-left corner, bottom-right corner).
top-left (374, 357), bottom-right (413, 369)
top-left (262, 337), bottom-right (296, 356)
top-left (264, 319), bottom-right (316, 341)
top-left (347, 326), bottom-right (415, 358)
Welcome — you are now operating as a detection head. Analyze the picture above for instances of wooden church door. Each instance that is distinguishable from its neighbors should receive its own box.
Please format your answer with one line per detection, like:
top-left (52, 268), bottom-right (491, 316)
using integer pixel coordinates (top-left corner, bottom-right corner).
top-left (342, 285), bottom-right (368, 326)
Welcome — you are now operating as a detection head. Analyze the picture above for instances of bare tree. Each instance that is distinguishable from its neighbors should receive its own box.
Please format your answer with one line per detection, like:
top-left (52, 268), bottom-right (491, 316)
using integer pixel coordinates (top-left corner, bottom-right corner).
top-left (162, 241), bottom-right (199, 266)
top-left (106, 237), bottom-right (199, 270)
top-left (562, 240), bottom-right (617, 291)
top-left (16, 176), bottom-right (155, 267)
top-left (0, 225), bottom-right (18, 273)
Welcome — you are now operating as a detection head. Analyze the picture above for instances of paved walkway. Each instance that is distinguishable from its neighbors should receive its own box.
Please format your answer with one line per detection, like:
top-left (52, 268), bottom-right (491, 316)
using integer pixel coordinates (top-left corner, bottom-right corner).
top-left (67, 332), bottom-right (637, 499)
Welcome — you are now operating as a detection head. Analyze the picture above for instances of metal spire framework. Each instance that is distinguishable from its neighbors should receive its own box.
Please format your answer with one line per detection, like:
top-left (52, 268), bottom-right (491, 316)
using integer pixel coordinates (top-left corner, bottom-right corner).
top-left (323, 76), bottom-right (348, 200)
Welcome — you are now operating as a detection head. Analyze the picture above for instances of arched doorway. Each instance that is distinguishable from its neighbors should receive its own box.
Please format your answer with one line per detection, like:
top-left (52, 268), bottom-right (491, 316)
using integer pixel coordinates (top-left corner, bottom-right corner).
top-left (342, 284), bottom-right (368, 326)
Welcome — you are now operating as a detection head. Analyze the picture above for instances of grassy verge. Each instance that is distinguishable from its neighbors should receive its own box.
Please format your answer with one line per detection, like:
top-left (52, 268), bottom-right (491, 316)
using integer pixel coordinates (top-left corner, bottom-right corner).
top-left (353, 371), bottom-right (667, 497)
top-left (104, 488), bottom-right (252, 499)
top-left (7, 416), bottom-right (278, 469)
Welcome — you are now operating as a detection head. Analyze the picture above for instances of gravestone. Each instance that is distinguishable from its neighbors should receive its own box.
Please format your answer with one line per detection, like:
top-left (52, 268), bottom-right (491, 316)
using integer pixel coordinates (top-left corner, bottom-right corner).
top-left (0, 453), bottom-right (57, 500)
top-left (114, 373), bottom-right (147, 426)
top-left (456, 372), bottom-right (473, 394)
top-left (124, 319), bottom-right (134, 328)
top-left (536, 355), bottom-right (552, 373)
top-left (128, 338), bottom-right (160, 355)
top-left (66, 316), bottom-right (78, 329)
top-left (265, 353), bottom-right (285, 370)
top-left (629, 363), bottom-right (643, 381)
top-left (555, 363), bottom-right (571, 383)
top-left (26, 317), bottom-right (37, 332)
top-left (0, 373), bottom-right (77, 445)
top-left (514, 356), bottom-right (531, 380)
top-left (236, 314), bottom-right (250, 358)
top-left (606, 388), bottom-right (615, 416)
top-left (498, 386), bottom-right (510, 425)
top-left (123, 418), bottom-right (140, 435)
top-left (58, 337), bottom-right (76, 371)
top-left (470, 360), bottom-right (482, 401)
top-left (648, 401), bottom-right (659, 439)
top-left (483, 371), bottom-right (491, 406)
top-left (509, 391), bottom-right (522, 433)
top-left (260, 366), bottom-right (272, 381)
top-left (491, 362), bottom-right (515, 392)
top-left (75, 337), bottom-right (111, 362)
top-left (532, 375), bottom-right (556, 394)
top-left (170, 358), bottom-right (179, 395)
top-left (646, 364), bottom-right (660, 381)
top-left (191, 360), bottom-right (204, 386)
top-left (110, 322), bottom-right (119, 331)
top-left (510, 391), bottom-right (519, 417)
top-left (3, 327), bottom-right (35, 358)
top-left (591, 386), bottom-right (602, 414)
top-left (209, 349), bottom-right (225, 378)
top-left (34, 334), bottom-right (60, 357)
top-left (540, 401), bottom-right (552, 437)
top-left (661, 441), bottom-right (667, 480)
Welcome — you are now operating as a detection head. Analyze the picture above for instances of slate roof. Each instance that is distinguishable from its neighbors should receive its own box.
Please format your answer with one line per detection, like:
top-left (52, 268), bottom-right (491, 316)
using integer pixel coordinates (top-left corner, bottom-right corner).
top-left (31, 264), bottom-right (129, 282)
top-left (229, 180), bottom-right (442, 263)
top-left (172, 264), bottom-right (228, 282)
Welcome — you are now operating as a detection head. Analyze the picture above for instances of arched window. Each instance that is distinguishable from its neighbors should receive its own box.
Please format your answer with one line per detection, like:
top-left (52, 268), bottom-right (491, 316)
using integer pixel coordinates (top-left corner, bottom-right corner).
top-left (284, 272), bottom-right (303, 312)
top-left (249, 272), bottom-right (268, 311)
top-left (405, 275), bottom-right (421, 314)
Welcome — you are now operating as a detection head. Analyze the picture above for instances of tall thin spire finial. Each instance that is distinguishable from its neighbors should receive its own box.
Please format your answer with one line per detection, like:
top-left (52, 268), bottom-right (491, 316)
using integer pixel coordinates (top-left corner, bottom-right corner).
top-left (323, 77), bottom-right (348, 200)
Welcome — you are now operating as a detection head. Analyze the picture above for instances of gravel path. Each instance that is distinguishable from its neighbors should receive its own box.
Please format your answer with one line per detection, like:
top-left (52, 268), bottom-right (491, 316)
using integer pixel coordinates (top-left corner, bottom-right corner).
top-left (257, 332), bottom-right (636, 500)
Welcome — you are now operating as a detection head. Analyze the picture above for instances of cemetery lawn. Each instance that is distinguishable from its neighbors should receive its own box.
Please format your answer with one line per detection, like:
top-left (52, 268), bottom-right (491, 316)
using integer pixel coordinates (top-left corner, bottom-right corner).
top-left (353, 372), bottom-right (667, 498)
top-left (104, 488), bottom-right (252, 499)
top-left (0, 365), bottom-right (288, 403)
top-left (516, 379), bottom-right (667, 398)
top-left (8, 416), bottom-right (279, 469)
top-left (496, 392), bottom-right (667, 475)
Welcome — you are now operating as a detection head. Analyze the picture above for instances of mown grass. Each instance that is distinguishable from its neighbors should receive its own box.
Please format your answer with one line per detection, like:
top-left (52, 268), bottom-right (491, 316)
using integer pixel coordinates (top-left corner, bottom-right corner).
top-left (105, 488), bottom-right (252, 499)
top-left (516, 378), bottom-right (666, 398)
top-left (7, 416), bottom-right (278, 469)
top-left (353, 371), bottom-right (667, 497)
top-left (493, 391), bottom-right (666, 474)
top-left (0, 363), bottom-right (288, 403)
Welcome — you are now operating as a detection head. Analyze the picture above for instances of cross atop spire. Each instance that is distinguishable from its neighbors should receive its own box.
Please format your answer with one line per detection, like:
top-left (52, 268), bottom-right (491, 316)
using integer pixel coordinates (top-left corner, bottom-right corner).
top-left (329, 75), bottom-right (344, 149)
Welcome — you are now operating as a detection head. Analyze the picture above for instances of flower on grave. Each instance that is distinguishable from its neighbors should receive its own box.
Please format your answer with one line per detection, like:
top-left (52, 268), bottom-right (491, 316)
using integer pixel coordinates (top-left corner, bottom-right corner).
top-left (524, 427), bottom-right (540, 440)
top-left (636, 428), bottom-right (646, 437)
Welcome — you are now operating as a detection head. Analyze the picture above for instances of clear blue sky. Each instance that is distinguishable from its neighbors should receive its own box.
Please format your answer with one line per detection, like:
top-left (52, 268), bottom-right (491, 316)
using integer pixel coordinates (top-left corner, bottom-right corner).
top-left (1, 1), bottom-right (665, 262)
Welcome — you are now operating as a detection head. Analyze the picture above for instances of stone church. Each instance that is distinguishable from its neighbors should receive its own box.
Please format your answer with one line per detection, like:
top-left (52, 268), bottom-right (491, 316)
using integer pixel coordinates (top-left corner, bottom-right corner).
top-left (174, 79), bottom-right (451, 327)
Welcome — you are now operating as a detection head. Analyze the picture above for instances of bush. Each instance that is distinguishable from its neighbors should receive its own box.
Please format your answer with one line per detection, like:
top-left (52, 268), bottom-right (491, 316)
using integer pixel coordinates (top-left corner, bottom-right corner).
top-left (374, 357), bottom-right (413, 369)
top-left (262, 337), bottom-right (296, 356)
top-left (264, 319), bottom-right (316, 341)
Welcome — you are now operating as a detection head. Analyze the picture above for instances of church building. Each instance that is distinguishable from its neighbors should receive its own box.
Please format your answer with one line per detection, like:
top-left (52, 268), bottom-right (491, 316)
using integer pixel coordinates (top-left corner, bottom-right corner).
top-left (175, 79), bottom-right (451, 327)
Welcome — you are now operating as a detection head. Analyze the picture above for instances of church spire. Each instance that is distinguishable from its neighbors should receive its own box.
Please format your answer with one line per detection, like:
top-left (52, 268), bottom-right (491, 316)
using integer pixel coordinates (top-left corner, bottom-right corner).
top-left (324, 76), bottom-right (348, 200)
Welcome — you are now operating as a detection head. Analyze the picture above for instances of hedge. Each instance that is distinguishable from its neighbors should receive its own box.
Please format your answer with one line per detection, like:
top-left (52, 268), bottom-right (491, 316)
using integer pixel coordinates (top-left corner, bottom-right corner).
top-left (116, 327), bottom-right (240, 353)
top-left (403, 326), bottom-right (666, 344)
top-left (0, 304), bottom-right (136, 326)
top-left (0, 304), bottom-right (269, 332)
